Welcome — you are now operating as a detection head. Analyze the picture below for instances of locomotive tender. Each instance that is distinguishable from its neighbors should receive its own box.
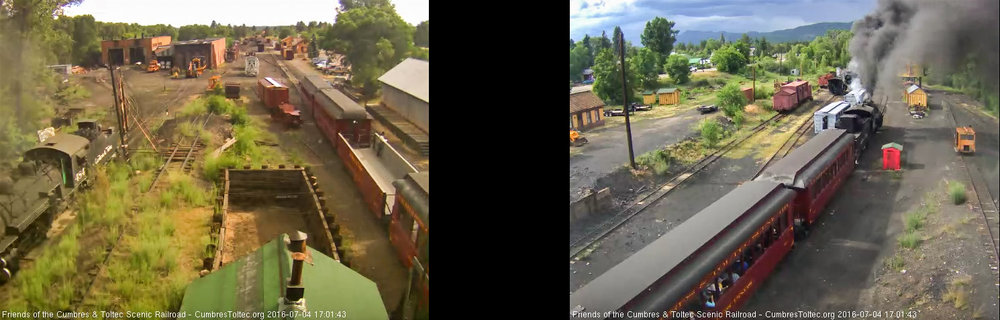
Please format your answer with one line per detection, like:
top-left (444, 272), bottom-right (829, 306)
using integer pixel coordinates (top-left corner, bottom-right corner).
top-left (0, 120), bottom-right (120, 283)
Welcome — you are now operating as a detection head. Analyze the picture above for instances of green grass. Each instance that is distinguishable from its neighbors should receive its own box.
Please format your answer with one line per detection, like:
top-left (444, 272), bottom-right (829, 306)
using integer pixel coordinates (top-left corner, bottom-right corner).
top-left (904, 210), bottom-right (927, 232)
top-left (897, 231), bottom-right (922, 249)
top-left (179, 99), bottom-right (207, 117)
top-left (885, 253), bottom-right (905, 272)
top-left (949, 181), bottom-right (967, 204)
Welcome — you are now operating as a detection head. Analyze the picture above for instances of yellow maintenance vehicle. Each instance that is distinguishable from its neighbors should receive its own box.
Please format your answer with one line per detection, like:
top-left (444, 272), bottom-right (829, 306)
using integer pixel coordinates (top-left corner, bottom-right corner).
top-left (570, 129), bottom-right (588, 147)
top-left (955, 126), bottom-right (975, 154)
top-left (170, 67), bottom-right (181, 79)
top-left (206, 75), bottom-right (221, 92)
top-left (186, 57), bottom-right (207, 78)
top-left (147, 60), bottom-right (160, 72)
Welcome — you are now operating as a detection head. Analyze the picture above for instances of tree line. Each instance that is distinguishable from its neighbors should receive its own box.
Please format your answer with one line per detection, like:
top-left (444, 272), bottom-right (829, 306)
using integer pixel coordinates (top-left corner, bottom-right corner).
top-left (0, 0), bottom-right (428, 165)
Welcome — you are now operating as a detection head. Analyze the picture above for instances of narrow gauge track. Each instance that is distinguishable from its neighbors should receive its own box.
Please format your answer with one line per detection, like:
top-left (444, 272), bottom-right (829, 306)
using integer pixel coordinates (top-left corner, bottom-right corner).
top-left (944, 99), bottom-right (1000, 260)
top-left (147, 113), bottom-right (213, 192)
top-left (750, 94), bottom-right (839, 179)
top-left (569, 93), bottom-right (836, 259)
top-left (73, 112), bottom-right (212, 307)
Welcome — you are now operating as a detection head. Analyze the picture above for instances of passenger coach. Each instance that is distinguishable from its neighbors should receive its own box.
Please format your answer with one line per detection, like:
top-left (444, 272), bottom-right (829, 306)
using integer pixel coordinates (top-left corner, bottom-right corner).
top-left (570, 180), bottom-right (796, 317)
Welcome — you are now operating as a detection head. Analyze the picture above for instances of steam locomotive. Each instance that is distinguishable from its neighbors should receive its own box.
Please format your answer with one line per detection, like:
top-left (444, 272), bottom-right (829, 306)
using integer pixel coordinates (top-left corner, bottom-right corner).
top-left (0, 120), bottom-right (121, 283)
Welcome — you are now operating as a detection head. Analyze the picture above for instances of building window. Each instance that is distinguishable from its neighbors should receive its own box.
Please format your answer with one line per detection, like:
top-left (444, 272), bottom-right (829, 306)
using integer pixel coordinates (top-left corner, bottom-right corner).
top-left (570, 116), bottom-right (574, 128)
top-left (586, 111), bottom-right (592, 124)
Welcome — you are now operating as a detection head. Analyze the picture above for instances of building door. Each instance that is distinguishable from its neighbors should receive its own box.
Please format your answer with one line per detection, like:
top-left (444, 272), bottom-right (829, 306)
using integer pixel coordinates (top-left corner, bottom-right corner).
top-left (577, 113), bottom-right (584, 128)
top-left (108, 48), bottom-right (125, 65)
top-left (130, 47), bottom-right (145, 64)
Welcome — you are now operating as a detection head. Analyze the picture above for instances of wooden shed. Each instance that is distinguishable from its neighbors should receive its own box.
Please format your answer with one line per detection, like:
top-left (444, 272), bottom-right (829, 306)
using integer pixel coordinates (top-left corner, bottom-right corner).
top-left (642, 90), bottom-right (656, 105)
top-left (657, 88), bottom-right (679, 105)
top-left (570, 91), bottom-right (605, 131)
top-left (905, 85), bottom-right (927, 108)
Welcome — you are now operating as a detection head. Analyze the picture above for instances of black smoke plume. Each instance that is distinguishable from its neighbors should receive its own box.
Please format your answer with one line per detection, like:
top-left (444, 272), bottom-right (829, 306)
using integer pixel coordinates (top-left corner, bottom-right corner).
top-left (849, 0), bottom-right (999, 96)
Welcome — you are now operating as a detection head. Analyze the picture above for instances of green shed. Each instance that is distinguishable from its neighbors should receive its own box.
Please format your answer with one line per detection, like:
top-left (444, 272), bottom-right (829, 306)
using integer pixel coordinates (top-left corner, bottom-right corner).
top-left (179, 233), bottom-right (389, 319)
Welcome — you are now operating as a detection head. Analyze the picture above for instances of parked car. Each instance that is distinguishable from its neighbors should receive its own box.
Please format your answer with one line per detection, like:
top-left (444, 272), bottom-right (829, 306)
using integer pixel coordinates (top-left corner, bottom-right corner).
top-left (582, 79), bottom-right (594, 84)
top-left (697, 105), bottom-right (718, 114)
top-left (315, 61), bottom-right (328, 69)
top-left (632, 103), bottom-right (652, 111)
top-left (604, 109), bottom-right (625, 117)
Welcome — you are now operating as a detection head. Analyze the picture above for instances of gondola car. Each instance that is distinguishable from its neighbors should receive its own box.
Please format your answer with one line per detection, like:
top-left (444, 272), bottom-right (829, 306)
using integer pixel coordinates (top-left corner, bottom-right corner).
top-left (570, 181), bottom-right (796, 317)
top-left (0, 120), bottom-right (120, 283)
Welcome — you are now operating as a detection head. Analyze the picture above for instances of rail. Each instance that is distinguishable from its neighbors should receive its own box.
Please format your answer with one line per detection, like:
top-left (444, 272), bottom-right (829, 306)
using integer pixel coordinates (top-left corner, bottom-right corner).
top-left (569, 94), bottom-right (836, 258)
top-left (944, 99), bottom-right (1000, 260)
top-left (750, 94), bottom-right (838, 179)
top-left (569, 112), bottom-right (784, 258)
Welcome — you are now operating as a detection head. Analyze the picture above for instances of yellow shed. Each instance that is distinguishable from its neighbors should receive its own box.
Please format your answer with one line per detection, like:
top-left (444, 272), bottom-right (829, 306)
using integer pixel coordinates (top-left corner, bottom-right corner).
top-left (642, 90), bottom-right (656, 105)
top-left (657, 88), bottom-right (680, 105)
top-left (905, 85), bottom-right (927, 108)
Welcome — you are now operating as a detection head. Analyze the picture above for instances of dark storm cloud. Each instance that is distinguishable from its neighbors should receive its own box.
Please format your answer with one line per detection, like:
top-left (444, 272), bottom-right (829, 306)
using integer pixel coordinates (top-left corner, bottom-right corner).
top-left (570, 0), bottom-right (876, 45)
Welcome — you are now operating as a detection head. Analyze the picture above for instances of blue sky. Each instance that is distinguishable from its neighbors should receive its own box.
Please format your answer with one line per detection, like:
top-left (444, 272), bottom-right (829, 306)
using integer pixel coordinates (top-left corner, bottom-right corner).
top-left (63, 0), bottom-right (429, 27)
top-left (570, 0), bottom-right (877, 44)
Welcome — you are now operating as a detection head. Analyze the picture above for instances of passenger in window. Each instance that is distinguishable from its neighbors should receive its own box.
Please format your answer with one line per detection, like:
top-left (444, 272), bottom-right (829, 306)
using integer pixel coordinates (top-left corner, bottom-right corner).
top-left (702, 289), bottom-right (716, 308)
top-left (731, 271), bottom-right (741, 283)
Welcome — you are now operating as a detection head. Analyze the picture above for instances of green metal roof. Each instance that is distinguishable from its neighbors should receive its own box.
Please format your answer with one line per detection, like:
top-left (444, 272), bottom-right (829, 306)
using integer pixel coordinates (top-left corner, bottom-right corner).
top-left (881, 142), bottom-right (903, 151)
top-left (657, 88), bottom-right (677, 94)
top-left (179, 234), bottom-right (388, 319)
top-left (688, 58), bottom-right (702, 64)
top-left (642, 90), bottom-right (655, 95)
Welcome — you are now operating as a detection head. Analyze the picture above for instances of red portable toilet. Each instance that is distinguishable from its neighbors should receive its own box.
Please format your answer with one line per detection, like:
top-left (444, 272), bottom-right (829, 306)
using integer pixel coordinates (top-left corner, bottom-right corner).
top-left (882, 142), bottom-right (902, 170)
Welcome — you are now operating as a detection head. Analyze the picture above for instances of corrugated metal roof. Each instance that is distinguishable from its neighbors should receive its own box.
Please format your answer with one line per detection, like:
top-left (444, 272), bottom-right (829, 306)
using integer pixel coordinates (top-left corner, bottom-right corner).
top-left (378, 58), bottom-right (428, 103)
top-left (179, 234), bottom-right (388, 319)
top-left (174, 38), bottom-right (225, 46)
top-left (569, 91), bottom-right (605, 114)
top-left (642, 90), bottom-right (655, 95)
top-left (656, 88), bottom-right (677, 94)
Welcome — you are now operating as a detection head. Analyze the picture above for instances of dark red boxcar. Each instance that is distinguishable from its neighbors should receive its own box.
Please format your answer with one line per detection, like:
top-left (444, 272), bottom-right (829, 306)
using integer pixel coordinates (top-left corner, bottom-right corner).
top-left (257, 77), bottom-right (289, 109)
top-left (772, 80), bottom-right (812, 111)
top-left (314, 88), bottom-right (371, 148)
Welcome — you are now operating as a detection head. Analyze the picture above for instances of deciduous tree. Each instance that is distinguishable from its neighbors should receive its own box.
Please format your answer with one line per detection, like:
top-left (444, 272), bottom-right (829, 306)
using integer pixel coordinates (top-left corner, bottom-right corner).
top-left (640, 17), bottom-right (678, 66)
top-left (664, 54), bottom-right (691, 84)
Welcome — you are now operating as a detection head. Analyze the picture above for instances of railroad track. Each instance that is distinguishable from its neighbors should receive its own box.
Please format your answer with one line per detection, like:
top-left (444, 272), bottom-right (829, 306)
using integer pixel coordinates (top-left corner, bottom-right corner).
top-left (751, 94), bottom-right (838, 179)
top-left (944, 99), bottom-right (1000, 260)
top-left (569, 93), bottom-right (835, 259)
top-left (146, 113), bottom-right (213, 192)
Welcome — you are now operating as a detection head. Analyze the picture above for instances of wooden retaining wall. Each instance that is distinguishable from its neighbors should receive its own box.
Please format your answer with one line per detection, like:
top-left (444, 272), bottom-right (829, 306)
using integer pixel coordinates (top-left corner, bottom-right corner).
top-left (205, 165), bottom-right (347, 271)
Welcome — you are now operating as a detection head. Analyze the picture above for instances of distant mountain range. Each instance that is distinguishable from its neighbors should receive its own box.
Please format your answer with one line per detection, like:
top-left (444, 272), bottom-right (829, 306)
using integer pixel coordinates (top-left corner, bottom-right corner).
top-left (676, 22), bottom-right (854, 45)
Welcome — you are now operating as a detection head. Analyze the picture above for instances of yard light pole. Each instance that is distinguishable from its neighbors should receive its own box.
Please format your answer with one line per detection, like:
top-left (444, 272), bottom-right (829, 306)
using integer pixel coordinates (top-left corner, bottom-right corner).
top-left (620, 32), bottom-right (636, 170)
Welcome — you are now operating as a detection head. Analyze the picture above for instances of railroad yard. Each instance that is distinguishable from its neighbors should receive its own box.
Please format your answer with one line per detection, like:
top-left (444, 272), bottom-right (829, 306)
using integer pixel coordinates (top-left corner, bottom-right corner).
top-left (0, 32), bottom-right (428, 319)
top-left (569, 83), bottom-right (999, 317)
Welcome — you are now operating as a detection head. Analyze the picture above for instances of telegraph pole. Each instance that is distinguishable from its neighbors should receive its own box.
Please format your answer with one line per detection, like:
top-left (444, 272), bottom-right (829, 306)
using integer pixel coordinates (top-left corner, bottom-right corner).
top-left (619, 32), bottom-right (636, 169)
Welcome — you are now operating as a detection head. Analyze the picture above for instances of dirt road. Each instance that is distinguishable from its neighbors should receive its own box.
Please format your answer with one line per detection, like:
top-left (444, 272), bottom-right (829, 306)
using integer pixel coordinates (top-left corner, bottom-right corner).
top-left (940, 90), bottom-right (999, 205)
top-left (569, 108), bottom-right (705, 202)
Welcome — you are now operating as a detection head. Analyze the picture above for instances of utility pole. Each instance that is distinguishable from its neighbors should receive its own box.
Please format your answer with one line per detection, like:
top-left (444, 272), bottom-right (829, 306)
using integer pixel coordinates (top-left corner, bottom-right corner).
top-left (619, 32), bottom-right (636, 169)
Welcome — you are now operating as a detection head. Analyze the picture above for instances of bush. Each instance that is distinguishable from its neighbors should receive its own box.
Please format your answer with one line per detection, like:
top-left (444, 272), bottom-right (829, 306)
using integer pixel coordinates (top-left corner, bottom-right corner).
top-left (203, 154), bottom-right (239, 183)
top-left (948, 182), bottom-right (967, 204)
top-left (699, 119), bottom-right (722, 148)
top-left (691, 79), bottom-right (710, 88)
top-left (229, 106), bottom-right (249, 126)
top-left (754, 85), bottom-right (774, 100)
top-left (716, 83), bottom-right (747, 118)
top-left (904, 210), bottom-right (926, 232)
top-left (636, 149), bottom-right (671, 175)
top-left (206, 95), bottom-right (231, 115)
